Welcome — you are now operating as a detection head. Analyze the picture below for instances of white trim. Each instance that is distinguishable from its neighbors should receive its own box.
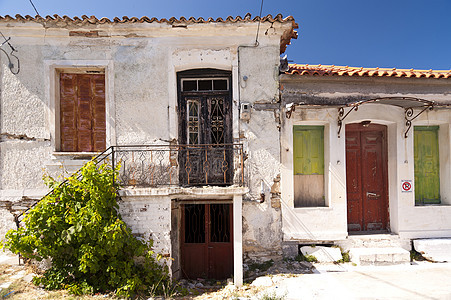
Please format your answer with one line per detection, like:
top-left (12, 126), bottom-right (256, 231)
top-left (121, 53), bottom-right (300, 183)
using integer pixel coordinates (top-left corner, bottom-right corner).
top-left (233, 194), bottom-right (243, 287)
top-left (44, 60), bottom-right (115, 152)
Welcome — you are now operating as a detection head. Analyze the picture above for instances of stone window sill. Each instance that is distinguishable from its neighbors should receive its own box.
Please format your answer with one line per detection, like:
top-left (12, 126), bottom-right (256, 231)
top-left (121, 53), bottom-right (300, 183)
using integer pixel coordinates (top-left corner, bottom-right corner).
top-left (52, 152), bottom-right (99, 160)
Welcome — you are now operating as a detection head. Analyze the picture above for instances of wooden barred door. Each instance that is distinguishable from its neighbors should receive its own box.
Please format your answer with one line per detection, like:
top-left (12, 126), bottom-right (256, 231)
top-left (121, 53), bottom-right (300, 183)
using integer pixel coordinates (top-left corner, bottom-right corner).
top-left (181, 203), bottom-right (233, 279)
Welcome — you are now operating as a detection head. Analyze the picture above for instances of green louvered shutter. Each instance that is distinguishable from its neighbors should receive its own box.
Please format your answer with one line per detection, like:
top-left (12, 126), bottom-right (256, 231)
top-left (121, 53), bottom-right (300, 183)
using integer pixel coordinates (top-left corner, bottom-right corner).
top-left (293, 126), bottom-right (325, 207)
top-left (414, 126), bottom-right (440, 205)
top-left (293, 126), bottom-right (324, 175)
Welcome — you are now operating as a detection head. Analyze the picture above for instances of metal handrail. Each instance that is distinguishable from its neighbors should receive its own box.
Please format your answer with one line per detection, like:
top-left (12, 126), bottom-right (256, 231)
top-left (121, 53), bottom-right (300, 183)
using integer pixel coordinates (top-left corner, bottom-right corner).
top-left (14, 144), bottom-right (245, 228)
top-left (14, 146), bottom-right (114, 227)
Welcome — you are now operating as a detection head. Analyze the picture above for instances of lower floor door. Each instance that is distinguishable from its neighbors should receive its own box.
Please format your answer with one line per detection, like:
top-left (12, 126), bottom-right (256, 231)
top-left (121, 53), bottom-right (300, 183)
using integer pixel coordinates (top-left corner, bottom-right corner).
top-left (346, 123), bottom-right (389, 232)
top-left (181, 203), bottom-right (233, 279)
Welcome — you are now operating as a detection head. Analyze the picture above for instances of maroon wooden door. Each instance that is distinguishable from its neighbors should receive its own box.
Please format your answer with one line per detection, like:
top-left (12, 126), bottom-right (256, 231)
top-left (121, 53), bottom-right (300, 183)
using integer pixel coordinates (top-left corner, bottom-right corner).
top-left (181, 203), bottom-right (233, 279)
top-left (346, 124), bottom-right (388, 232)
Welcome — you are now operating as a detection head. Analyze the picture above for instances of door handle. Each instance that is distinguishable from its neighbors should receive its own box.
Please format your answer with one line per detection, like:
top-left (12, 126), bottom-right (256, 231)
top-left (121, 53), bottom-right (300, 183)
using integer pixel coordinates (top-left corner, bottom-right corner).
top-left (366, 192), bottom-right (379, 197)
top-left (208, 246), bottom-right (213, 249)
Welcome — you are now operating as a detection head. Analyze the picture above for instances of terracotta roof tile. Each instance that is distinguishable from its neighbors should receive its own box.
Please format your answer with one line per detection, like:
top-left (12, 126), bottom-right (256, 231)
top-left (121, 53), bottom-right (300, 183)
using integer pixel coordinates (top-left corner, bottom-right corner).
top-left (0, 13), bottom-right (297, 54)
top-left (287, 64), bottom-right (451, 79)
top-left (0, 13), bottom-right (296, 25)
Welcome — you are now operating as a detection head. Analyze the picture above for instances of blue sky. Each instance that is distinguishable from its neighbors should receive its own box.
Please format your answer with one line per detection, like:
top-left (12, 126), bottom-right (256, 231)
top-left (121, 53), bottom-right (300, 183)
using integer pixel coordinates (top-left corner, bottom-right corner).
top-left (0, 0), bottom-right (450, 70)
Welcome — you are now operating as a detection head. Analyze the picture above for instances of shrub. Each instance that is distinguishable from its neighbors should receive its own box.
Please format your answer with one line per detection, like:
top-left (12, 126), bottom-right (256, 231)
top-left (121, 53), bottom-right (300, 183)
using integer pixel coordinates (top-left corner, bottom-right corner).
top-left (1, 161), bottom-right (169, 297)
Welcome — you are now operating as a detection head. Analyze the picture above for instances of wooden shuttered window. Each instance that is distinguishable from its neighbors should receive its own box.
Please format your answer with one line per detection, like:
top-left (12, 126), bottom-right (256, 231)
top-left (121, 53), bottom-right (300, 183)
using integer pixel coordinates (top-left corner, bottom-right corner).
top-left (60, 73), bottom-right (106, 152)
top-left (293, 126), bottom-right (325, 207)
top-left (414, 126), bottom-right (440, 205)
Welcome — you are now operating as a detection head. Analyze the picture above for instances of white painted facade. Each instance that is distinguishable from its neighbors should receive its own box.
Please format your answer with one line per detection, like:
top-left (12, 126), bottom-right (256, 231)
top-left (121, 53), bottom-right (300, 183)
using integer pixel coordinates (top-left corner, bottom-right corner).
top-left (0, 15), bottom-right (297, 285)
top-left (280, 75), bottom-right (451, 245)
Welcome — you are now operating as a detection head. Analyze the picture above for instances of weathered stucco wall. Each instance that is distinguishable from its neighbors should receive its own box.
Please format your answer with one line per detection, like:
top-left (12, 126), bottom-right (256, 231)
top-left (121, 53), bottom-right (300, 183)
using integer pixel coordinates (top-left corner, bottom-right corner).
top-left (280, 75), bottom-right (451, 243)
top-left (0, 19), bottom-right (294, 266)
top-left (238, 46), bottom-right (284, 261)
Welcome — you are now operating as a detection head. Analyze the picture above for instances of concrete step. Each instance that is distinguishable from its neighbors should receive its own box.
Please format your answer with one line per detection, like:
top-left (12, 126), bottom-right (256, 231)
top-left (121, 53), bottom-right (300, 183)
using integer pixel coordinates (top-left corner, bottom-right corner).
top-left (337, 234), bottom-right (411, 251)
top-left (349, 247), bottom-right (410, 266)
top-left (413, 238), bottom-right (451, 262)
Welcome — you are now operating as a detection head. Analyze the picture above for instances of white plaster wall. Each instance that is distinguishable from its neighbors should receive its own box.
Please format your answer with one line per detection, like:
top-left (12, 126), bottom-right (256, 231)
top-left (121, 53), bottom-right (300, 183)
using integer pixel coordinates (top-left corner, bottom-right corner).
top-left (118, 195), bottom-right (171, 256)
top-left (281, 83), bottom-right (451, 241)
top-left (238, 45), bottom-right (286, 260)
top-left (397, 109), bottom-right (451, 238)
top-left (0, 20), bottom-right (293, 267)
top-left (281, 108), bottom-right (347, 241)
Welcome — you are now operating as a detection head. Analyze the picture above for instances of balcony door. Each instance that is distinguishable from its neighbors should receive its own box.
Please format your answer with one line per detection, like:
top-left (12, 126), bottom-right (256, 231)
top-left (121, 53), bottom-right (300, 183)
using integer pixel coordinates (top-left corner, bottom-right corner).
top-left (177, 69), bottom-right (233, 185)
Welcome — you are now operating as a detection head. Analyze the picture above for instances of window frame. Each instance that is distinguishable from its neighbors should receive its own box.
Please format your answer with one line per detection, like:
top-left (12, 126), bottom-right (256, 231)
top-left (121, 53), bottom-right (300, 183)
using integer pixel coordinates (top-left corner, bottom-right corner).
top-left (45, 60), bottom-right (115, 154)
top-left (59, 72), bottom-right (106, 152)
top-left (292, 125), bottom-right (326, 208)
top-left (414, 125), bottom-right (441, 205)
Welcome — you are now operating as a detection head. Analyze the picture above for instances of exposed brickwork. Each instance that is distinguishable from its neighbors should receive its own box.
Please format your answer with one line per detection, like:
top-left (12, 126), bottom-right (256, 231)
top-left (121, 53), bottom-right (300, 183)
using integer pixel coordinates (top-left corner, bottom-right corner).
top-left (118, 196), bottom-right (171, 257)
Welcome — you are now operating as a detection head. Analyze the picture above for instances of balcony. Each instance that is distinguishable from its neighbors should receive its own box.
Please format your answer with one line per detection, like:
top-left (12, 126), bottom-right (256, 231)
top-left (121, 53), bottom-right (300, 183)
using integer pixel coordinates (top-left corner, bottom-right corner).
top-left (104, 144), bottom-right (244, 187)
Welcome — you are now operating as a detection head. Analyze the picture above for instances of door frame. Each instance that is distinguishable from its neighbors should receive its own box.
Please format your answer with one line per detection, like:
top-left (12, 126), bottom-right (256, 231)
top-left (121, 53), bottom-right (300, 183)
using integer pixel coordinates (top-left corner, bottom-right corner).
top-left (176, 68), bottom-right (233, 146)
top-left (180, 200), bottom-right (234, 280)
top-left (345, 123), bottom-right (389, 233)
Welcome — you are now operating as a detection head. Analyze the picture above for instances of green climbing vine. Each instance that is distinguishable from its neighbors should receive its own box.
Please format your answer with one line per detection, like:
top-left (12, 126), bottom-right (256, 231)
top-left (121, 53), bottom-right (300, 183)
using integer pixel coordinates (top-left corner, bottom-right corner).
top-left (1, 161), bottom-right (169, 297)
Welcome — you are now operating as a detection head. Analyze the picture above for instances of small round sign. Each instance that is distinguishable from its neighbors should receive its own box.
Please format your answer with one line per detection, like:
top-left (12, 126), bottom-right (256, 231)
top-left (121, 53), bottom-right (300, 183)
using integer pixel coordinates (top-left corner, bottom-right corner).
top-left (402, 181), bottom-right (411, 192)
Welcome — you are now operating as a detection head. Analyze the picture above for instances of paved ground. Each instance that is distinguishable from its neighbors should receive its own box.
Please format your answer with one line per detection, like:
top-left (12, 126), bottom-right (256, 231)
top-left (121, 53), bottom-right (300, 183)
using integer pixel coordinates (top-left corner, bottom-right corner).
top-left (268, 262), bottom-right (451, 300)
top-left (2, 251), bottom-right (451, 299)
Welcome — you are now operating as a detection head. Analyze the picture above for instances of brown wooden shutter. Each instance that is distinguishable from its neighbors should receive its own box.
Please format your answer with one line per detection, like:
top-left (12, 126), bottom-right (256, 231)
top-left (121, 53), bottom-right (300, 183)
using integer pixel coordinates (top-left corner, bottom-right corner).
top-left (77, 74), bottom-right (93, 152)
top-left (91, 74), bottom-right (106, 152)
top-left (60, 73), bottom-right (106, 152)
top-left (60, 73), bottom-right (78, 152)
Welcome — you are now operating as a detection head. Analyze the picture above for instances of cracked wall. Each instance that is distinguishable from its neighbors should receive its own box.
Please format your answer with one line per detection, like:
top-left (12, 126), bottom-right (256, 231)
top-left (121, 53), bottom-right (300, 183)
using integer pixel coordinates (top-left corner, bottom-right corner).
top-left (0, 21), bottom-right (292, 263)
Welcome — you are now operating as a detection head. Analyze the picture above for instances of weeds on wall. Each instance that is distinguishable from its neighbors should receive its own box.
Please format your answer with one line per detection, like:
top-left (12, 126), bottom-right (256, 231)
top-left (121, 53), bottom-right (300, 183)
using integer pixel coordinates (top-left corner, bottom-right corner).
top-left (1, 161), bottom-right (169, 298)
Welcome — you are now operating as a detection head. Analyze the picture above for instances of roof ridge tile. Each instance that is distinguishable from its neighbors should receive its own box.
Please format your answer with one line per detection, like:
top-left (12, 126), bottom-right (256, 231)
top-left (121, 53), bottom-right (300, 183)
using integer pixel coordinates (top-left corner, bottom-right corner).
top-left (287, 63), bottom-right (451, 79)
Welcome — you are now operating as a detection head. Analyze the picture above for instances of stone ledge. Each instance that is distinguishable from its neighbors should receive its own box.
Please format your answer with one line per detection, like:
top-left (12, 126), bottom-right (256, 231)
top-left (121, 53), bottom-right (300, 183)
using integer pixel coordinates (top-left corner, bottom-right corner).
top-left (119, 186), bottom-right (248, 197)
top-left (414, 238), bottom-right (451, 262)
top-left (349, 247), bottom-right (410, 266)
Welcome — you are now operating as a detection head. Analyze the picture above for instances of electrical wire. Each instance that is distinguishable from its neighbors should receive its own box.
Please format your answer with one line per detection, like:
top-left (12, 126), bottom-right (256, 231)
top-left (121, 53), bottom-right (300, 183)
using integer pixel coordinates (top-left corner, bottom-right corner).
top-left (28, 0), bottom-right (40, 16)
top-left (254, 0), bottom-right (264, 46)
top-left (0, 31), bottom-right (20, 74)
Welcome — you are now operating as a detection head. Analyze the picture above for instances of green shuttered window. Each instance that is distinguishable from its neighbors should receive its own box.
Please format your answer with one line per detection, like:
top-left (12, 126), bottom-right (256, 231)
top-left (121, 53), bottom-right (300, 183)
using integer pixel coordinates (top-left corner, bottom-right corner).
top-left (293, 126), bottom-right (325, 207)
top-left (414, 126), bottom-right (440, 205)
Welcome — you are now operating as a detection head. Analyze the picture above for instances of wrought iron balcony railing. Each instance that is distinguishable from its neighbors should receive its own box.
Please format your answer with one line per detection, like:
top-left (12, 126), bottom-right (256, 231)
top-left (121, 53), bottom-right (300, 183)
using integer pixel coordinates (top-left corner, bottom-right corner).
top-left (15, 143), bottom-right (244, 226)
top-left (111, 144), bottom-right (244, 187)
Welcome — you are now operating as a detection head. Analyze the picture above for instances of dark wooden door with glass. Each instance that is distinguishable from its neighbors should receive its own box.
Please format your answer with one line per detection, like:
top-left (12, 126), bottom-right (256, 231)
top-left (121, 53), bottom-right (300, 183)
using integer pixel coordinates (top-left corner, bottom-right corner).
top-left (177, 69), bottom-right (233, 186)
top-left (181, 203), bottom-right (233, 280)
top-left (346, 123), bottom-right (388, 232)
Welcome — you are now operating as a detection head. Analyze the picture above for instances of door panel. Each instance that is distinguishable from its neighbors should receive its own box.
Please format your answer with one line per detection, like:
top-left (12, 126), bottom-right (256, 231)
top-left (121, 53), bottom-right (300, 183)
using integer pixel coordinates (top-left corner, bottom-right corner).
top-left (346, 130), bottom-right (363, 231)
top-left (346, 124), bottom-right (388, 232)
top-left (293, 126), bottom-right (325, 207)
top-left (177, 70), bottom-right (233, 186)
top-left (414, 127), bottom-right (440, 204)
top-left (181, 203), bottom-right (233, 280)
top-left (208, 204), bottom-right (233, 279)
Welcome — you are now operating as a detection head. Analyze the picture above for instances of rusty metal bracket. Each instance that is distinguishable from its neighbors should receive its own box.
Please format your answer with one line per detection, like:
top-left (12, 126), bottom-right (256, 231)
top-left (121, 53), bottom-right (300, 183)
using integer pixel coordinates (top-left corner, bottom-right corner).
top-left (338, 105), bottom-right (359, 138)
top-left (285, 103), bottom-right (296, 119)
top-left (404, 105), bottom-right (434, 138)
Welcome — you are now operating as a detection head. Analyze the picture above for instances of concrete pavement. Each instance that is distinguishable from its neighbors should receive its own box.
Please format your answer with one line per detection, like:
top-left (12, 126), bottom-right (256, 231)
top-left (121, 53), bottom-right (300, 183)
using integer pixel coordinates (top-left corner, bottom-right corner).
top-left (269, 262), bottom-right (451, 300)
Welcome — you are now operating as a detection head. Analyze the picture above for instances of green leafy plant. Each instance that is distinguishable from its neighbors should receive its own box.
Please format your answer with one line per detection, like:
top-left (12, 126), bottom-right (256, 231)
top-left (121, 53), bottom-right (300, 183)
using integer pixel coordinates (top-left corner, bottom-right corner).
top-left (259, 289), bottom-right (287, 300)
top-left (1, 161), bottom-right (169, 298)
top-left (295, 254), bottom-right (318, 263)
top-left (410, 249), bottom-right (427, 261)
top-left (337, 250), bottom-right (350, 263)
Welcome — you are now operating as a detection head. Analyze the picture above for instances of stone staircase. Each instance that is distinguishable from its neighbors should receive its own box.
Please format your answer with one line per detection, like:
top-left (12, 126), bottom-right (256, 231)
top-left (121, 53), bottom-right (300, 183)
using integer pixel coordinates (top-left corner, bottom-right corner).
top-left (336, 234), bottom-right (411, 266)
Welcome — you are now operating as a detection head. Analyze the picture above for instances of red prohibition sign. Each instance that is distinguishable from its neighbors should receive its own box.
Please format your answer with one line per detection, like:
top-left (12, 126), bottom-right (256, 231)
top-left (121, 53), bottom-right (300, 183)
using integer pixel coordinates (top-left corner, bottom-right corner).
top-left (402, 181), bottom-right (411, 191)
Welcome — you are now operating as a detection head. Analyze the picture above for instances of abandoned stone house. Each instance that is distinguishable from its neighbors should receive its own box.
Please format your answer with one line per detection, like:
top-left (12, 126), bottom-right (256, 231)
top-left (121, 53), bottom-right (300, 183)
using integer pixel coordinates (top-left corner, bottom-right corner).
top-left (0, 14), bottom-right (297, 285)
top-left (1, 12), bottom-right (451, 286)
